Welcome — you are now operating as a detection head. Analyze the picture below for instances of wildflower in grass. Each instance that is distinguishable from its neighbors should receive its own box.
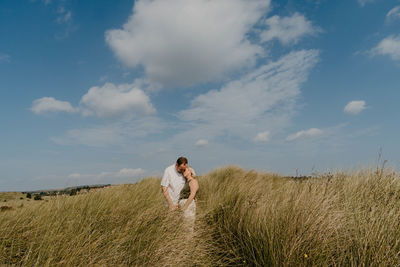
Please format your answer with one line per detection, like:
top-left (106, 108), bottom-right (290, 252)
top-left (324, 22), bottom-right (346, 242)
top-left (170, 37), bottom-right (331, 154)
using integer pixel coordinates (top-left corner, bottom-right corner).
top-left (304, 253), bottom-right (309, 259)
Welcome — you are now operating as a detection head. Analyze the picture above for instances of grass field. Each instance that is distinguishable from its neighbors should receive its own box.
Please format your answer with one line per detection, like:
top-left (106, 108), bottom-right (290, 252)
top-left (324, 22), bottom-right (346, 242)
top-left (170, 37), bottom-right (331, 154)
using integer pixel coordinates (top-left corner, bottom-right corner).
top-left (1, 166), bottom-right (400, 266)
top-left (0, 192), bottom-right (40, 210)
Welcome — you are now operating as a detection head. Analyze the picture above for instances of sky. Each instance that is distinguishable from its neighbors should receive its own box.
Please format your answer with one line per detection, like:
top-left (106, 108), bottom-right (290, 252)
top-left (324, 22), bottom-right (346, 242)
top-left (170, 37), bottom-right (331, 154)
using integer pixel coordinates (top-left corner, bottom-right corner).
top-left (1, 0), bottom-right (400, 191)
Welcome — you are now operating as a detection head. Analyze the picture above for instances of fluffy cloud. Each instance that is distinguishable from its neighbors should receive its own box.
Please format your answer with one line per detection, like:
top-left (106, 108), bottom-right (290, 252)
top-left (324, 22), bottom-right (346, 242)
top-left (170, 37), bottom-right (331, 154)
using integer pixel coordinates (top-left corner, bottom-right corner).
top-left (344, 100), bottom-right (366, 115)
top-left (195, 139), bottom-right (208, 147)
top-left (177, 50), bottom-right (319, 143)
top-left (32, 82), bottom-right (155, 118)
top-left (80, 83), bottom-right (155, 117)
top-left (260, 13), bottom-right (320, 45)
top-left (105, 0), bottom-right (270, 87)
top-left (31, 97), bottom-right (77, 114)
top-left (371, 35), bottom-right (400, 61)
top-left (387, 6), bottom-right (400, 22)
top-left (286, 128), bottom-right (323, 141)
top-left (253, 131), bottom-right (270, 143)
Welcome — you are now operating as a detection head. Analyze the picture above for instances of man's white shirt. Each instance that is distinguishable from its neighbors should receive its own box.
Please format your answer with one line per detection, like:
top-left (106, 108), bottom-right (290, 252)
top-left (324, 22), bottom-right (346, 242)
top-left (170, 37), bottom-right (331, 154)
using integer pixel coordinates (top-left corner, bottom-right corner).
top-left (161, 164), bottom-right (186, 205)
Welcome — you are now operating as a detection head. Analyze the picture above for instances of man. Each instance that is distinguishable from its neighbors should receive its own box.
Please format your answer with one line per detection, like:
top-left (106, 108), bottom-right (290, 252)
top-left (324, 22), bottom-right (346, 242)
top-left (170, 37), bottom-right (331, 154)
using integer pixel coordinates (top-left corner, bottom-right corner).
top-left (161, 157), bottom-right (188, 211)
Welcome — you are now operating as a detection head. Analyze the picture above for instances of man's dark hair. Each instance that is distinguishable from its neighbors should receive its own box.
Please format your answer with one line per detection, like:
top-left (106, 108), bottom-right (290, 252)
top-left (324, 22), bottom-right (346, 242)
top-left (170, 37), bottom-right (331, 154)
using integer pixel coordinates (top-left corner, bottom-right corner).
top-left (176, 156), bottom-right (188, 166)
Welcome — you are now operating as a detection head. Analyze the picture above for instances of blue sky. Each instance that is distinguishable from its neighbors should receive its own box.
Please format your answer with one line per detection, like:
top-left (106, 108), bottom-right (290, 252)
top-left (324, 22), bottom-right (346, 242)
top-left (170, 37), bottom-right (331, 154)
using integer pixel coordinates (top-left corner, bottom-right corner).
top-left (1, 0), bottom-right (400, 191)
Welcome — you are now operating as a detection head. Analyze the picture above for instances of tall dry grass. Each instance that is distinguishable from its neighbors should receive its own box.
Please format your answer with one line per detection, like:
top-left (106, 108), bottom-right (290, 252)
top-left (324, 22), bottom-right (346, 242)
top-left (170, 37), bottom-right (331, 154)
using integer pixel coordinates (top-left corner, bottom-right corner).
top-left (199, 166), bottom-right (400, 266)
top-left (1, 166), bottom-right (400, 266)
top-left (0, 178), bottom-right (220, 266)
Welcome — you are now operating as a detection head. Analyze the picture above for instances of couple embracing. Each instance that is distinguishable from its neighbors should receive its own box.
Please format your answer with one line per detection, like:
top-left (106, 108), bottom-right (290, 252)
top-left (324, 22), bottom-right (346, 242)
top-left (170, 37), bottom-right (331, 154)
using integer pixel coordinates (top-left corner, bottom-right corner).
top-left (161, 157), bottom-right (199, 227)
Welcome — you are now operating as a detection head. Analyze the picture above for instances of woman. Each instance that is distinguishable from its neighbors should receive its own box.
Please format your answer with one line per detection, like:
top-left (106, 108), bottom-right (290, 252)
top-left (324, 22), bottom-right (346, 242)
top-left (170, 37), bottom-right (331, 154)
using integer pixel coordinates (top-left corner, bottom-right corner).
top-left (178, 167), bottom-right (199, 231)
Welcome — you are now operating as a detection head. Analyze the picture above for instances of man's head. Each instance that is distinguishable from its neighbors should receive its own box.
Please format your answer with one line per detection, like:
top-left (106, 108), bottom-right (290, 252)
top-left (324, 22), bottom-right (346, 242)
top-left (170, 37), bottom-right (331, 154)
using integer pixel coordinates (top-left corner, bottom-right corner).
top-left (175, 156), bottom-right (188, 174)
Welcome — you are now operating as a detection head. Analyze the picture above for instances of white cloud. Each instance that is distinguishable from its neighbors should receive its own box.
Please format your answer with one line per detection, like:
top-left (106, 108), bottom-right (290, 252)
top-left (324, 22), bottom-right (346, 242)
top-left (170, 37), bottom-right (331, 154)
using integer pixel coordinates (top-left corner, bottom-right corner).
top-left (195, 139), bottom-right (208, 147)
top-left (105, 0), bottom-right (270, 87)
top-left (260, 13), bottom-right (320, 45)
top-left (31, 97), bottom-right (77, 114)
top-left (358, 0), bottom-right (376, 7)
top-left (32, 82), bottom-right (155, 118)
top-left (371, 35), bottom-right (400, 61)
top-left (253, 131), bottom-right (270, 143)
top-left (178, 50), bottom-right (319, 143)
top-left (0, 53), bottom-right (11, 63)
top-left (286, 128), bottom-right (323, 141)
top-left (344, 100), bottom-right (366, 115)
top-left (34, 82), bottom-right (161, 147)
top-left (387, 6), bottom-right (400, 22)
top-left (80, 83), bottom-right (155, 117)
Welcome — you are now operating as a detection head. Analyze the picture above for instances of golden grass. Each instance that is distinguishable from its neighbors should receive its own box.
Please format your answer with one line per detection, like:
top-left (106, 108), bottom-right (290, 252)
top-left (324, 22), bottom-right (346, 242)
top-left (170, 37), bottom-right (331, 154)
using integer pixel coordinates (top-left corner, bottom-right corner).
top-left (1, 167), bottom-right (400, 266)
top-left (0, 192), bottom-right (36, 210)
top-left (0, 192), bottom-right (26, 201)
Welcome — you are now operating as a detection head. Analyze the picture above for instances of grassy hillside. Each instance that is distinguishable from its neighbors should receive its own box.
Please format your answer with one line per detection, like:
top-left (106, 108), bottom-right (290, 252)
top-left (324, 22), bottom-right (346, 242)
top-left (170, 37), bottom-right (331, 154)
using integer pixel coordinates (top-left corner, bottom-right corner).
top-left (0, 192), bottom-right (26, 201)
top-left (1, 166), bottom-right (400, 266)
top-left (0, 192), bottom-right (36, 210)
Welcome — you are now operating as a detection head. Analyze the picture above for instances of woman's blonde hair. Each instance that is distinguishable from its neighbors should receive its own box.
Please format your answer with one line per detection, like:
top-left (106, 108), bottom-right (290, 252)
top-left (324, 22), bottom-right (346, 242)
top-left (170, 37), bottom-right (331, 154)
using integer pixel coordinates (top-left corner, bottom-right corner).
top-left (187, 166), bottom-right (196, 177)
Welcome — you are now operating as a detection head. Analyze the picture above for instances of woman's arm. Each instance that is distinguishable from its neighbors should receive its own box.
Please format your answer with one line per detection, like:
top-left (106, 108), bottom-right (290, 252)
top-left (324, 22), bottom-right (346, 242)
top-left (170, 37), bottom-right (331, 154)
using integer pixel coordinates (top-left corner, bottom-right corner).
top-left (181, 179), bottom-right (199, 211)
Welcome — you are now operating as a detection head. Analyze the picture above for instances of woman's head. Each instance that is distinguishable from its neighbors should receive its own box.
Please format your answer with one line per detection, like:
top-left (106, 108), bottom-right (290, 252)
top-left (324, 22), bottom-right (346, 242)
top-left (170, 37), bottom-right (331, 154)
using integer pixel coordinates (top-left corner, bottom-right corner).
top-left (188, 167), bottom-right (196, 177)
top-left (184, 166), bottom-right (196, 179)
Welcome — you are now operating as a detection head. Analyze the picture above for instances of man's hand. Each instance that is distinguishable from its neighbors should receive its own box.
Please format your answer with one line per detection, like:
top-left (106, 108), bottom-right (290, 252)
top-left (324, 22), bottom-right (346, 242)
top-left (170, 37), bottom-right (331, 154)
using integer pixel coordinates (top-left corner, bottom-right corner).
top-left (162, 186), bottom-right (176, 210)
top-left (169, 204), bottom-right (179, 211)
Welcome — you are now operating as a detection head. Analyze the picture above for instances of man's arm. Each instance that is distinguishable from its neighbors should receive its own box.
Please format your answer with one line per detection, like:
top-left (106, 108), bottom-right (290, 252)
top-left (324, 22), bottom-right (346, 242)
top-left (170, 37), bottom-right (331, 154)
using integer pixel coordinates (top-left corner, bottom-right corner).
top-left (161, 186), bottom-right (178, 211)
top-left (161, 169), bottom-right (178, 211)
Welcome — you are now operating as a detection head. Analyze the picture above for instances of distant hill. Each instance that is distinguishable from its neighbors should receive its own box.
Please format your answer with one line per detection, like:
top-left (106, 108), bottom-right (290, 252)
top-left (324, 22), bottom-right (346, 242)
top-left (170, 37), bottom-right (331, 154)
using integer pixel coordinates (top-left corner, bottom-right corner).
top-left (21, 184), bottom-right (112, 196)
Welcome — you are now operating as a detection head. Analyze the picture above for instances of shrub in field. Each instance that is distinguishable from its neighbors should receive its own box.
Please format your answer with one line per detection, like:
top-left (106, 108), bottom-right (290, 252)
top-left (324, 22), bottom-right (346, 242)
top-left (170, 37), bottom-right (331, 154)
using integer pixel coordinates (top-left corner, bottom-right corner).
top-left (69, 189), bottom-right (77, 196)
top-left (0, 206), bottom-right (13, 212)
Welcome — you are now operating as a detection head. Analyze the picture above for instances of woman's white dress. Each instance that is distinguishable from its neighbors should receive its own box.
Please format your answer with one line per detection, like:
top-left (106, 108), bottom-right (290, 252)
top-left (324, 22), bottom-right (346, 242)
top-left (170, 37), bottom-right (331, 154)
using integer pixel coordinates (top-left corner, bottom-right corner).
top-left (178, 198), bottom-right (196, 222)
top-left (178, 197), bottom-right (196, 233)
